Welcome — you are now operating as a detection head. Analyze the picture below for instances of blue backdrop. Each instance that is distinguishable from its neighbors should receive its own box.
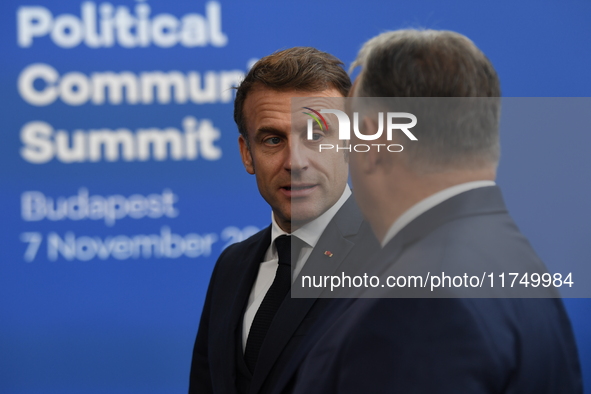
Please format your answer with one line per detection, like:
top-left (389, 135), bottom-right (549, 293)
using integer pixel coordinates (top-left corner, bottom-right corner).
top-left (1, 0), bottom-right (589, 393)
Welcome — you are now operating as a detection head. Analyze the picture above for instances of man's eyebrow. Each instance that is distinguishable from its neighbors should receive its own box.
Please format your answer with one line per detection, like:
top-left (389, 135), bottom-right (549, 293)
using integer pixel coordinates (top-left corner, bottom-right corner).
top-left (253, 126), bottom-right (288, 140)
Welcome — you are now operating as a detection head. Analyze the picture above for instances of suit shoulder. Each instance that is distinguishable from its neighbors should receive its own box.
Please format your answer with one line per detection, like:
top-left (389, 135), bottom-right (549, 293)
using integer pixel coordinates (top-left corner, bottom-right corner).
top-left (212, 225), bottom-right (271, 270)
top-left (331, 195), bottom-right (379, 247)
top-left (219, 225), bottom-right (270, 254)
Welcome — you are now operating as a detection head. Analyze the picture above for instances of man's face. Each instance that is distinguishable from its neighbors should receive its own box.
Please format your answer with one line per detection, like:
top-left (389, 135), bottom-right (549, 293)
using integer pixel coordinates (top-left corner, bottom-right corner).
top-left (239, 86), bottom-right (348, 232)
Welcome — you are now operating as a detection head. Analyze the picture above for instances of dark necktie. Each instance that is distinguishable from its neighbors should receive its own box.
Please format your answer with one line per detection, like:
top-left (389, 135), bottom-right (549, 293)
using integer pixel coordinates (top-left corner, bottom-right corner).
top-left (244, 235), bottom-right (301, 372)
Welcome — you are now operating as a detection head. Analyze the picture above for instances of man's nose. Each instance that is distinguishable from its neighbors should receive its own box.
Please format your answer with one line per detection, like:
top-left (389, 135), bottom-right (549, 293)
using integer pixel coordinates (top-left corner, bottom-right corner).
top-left (284, 137), bottom-right (308, 172)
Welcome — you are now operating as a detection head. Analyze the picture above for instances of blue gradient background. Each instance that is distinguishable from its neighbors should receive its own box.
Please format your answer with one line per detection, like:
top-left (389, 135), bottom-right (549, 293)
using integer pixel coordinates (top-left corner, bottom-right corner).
top-left (0, 0), bottom-right (589, 392)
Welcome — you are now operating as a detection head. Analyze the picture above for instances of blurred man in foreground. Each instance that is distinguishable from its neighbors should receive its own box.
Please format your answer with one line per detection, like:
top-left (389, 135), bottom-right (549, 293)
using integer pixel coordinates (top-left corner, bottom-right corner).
top-left (277, 30), bottom-right (582, 393)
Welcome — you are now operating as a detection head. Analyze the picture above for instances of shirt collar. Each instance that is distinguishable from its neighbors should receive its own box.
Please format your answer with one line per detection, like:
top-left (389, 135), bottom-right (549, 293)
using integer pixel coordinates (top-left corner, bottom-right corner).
top-left (381, 180), bottom-right (496, 247)
top-left (271, 185), bottom-right (351, 250)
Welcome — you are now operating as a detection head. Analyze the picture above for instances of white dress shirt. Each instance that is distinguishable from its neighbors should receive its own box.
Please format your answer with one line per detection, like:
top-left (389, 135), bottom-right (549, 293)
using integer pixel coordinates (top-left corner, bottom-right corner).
top-left (242, 185), bottom-right (352, 350)
top-left (381, 181), bottom-right (496, 247)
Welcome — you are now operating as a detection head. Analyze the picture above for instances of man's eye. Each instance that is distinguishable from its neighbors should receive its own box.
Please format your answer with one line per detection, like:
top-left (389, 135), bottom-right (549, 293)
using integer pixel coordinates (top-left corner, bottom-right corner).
top-left (265, 137), bottom-right (281, 145)
top-left (311, 133), bottom-right (323, 141)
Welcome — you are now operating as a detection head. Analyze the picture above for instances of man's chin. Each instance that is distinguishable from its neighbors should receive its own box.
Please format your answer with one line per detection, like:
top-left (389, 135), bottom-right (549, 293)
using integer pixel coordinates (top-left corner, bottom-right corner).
top-left (290, 208), bottom-right (323, 227)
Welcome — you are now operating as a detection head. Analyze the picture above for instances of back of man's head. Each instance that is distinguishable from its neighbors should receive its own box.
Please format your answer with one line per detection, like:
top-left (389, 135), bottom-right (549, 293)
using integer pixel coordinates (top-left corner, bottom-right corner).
top-left (352, 30), bottom-right (501, 172)
top-left (234, 47), bottom-right (351, 143)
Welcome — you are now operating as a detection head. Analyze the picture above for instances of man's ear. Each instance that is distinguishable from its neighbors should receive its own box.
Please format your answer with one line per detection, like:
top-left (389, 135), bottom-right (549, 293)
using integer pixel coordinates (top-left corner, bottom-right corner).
top-left (238, 135), bottom-right (255, 174)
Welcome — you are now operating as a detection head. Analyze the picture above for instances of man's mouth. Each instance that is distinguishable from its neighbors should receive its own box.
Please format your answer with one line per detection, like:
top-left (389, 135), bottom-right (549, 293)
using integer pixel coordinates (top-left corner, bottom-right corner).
top-left (281, 184), bottom-right (317, 197)
top-left (284, 185), bottom-right (315, 191)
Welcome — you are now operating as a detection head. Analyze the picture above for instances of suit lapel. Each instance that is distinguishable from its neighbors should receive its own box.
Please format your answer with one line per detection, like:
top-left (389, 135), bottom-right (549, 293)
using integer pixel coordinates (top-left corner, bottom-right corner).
top-left (249, 197), bottom-right (363, 393)
top-left (222, 226), bottom-right (271, 387)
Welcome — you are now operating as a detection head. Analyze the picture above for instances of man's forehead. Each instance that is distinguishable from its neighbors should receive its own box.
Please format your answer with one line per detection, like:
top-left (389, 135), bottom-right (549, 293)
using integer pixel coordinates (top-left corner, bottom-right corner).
top-left (291, 95), bottom-right (344, 111)
top-left (290, 93), bottom-right (346, 118)
top-left (244, 87), bottom-right (345, 130)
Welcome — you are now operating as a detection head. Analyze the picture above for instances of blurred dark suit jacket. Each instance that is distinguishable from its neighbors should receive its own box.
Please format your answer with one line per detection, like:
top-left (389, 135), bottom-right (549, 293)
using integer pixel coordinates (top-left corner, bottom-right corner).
top-left (274, 186), bottom-right (582, 394)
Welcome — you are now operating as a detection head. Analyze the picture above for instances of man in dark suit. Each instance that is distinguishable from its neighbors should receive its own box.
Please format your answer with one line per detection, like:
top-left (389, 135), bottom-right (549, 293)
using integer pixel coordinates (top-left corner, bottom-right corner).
top-left (188, 47), bottom-right (378, 394)
top-left (277, 30), bottom-right (583, 393)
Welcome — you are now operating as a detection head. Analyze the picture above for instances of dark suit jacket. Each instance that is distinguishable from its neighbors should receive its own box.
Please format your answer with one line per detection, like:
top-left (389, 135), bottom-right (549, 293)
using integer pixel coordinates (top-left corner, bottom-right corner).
top-left (275, 186), bottom-right (583, 394)
top-left (188, 196), bottom-right (379, 394)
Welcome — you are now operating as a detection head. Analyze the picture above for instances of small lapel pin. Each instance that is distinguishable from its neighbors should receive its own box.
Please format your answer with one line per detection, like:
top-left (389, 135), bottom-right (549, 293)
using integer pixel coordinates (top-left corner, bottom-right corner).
top-left (324, 251), bottom-right (333, 257)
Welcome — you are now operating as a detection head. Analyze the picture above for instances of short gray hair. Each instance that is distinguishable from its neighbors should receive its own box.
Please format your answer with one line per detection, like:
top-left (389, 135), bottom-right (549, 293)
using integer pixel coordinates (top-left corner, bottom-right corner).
top-left (352, 29), bottom-right (501, 172)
